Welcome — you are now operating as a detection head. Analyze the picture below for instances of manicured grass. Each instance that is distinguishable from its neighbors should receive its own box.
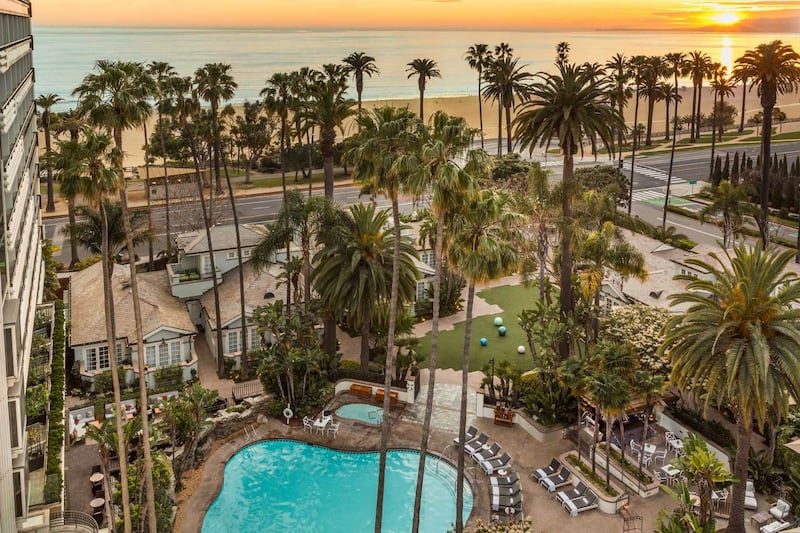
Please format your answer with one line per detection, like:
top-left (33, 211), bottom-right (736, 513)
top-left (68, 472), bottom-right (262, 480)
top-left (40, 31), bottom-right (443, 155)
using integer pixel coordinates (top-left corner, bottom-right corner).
top-left (416, 283), bottom-right (539, 373)
top-left (246, 170), bottom-right (351, 190)
top-left (773, 131), bottom-right (800, 141)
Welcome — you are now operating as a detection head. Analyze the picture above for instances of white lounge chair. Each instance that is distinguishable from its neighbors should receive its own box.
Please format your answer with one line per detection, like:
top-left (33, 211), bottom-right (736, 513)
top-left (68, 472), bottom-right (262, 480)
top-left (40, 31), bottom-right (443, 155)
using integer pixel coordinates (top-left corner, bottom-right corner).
top-left (745, 480), bottom-right (758, 511)
top-left (463, 434), bottom-right (489, 457)
top-left (490, 482), bottom-right (520, 498)
top-left (491, 472), bottom-right (520, 488)
top-left (556, 481), bottom-right (587, 505)
top-left (482, 453), bottom-right (511, 475)
top-left (454, 426), bottom-right (478, 446)
top-left (491, 493), bottom-right (523, 512)
top-left (539, 467), bottom-right (571, 492)
top-left (563, 492), bottom-right (599, 518)
top-left (532, 458), bottom-right (561, 481)
top-left (473, 443), bottom-right (501, 464)
top-left (761, 521), bottom-right (792, 533)
top-left (770, 499), bottom-right (791, 521)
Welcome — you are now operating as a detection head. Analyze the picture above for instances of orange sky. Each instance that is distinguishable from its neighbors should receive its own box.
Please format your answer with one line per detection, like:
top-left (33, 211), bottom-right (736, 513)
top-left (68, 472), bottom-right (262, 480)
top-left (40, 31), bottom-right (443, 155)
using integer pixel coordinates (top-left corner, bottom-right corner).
top-left (34, 0), bottom-right (800, 32)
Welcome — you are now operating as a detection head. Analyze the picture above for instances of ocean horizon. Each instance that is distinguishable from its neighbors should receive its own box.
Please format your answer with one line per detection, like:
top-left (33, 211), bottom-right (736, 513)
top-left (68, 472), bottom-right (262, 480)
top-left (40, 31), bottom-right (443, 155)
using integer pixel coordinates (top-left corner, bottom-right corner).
top-left (32, 26), bottom-right (797, 111)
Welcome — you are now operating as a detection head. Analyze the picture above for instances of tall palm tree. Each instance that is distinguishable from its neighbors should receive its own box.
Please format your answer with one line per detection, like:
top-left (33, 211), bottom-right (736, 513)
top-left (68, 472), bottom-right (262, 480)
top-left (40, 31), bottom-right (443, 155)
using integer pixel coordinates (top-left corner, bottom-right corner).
top-left (348, 105), bottom-right (420, 532)
top-left (481, 58), bottom-right (531, 154)
top-left (147, 61), bottom-right (178, 258)
top-left (53, 107), bottom-right (88, 142)
top-left (605, 54), bottom-right (631, 168)
top-left (67, 200), bottom-right (149, 265)
top-left (734, 41), bottom-right (800, 248)
top-left (514, 62), bottom-right (623, 360)
top-left (406, 58), bottom-right (441, 121)
top-left (35, 93), bottom-right (63, 212)
top-left (465, 44), bottom-right (491, 149)
top-left (632, 370), bottom-right (666, 476)
top-left (687, 51), bottom-right (712, 141)
top-left (699, 180), bottom-right (750, 248)
top-left (299, 76), bottom-right (355, 199)
top-left (48, 139), bottom-right (87, 267)
top-left (708, 66), bottom-right (735, 180)
top-left (342, 51), bottom-right (379, 119)
top-left (261, 72), bottom-right (292, 200)
top-left (662, 245), bottom-right (800, 533)
top-left (732, 61), bottom-right (756, 133)
top-left (642, 56), bottom-right (665, 146)
top-left (408, 112), bottom-right (477, 533)
top-left (448, 189), bottom-right (520, 532)
top-left (625, 55), bottom-right (647, 212)
top-left (662, 52), bottom-right (687, 230)
top-left (588, 370), bottom-right (630, 491)
top-left (195, 63), bottom-right (251, 376)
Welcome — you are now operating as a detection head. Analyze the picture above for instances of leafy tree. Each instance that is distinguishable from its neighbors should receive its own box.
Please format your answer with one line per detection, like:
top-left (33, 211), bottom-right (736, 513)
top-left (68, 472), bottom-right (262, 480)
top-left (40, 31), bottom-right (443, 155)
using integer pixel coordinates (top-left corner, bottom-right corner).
top-left (699, 180), bottom-right (750, 248)
top-left (232, 100), bottom-right (274, 184)
top-left (406, 58), bottom-right (441, 120)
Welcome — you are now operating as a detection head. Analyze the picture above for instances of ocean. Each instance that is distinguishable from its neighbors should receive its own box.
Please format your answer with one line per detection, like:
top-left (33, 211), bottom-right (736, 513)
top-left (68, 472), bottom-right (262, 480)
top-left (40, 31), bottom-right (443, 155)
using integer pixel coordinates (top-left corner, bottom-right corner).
top-left (32, 26), bottom-right (797, 111)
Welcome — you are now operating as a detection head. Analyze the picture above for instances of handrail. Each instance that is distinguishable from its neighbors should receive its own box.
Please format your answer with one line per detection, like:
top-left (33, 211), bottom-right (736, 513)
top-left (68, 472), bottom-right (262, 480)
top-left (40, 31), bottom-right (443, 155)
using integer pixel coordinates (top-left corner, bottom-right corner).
top-left (50, 510), bottom-right (99, 533)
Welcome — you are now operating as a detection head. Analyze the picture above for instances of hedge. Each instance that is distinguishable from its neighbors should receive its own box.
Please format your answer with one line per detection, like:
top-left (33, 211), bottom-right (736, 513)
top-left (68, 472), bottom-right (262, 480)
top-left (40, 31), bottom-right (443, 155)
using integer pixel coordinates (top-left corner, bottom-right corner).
top-left (666, 405), bottom-right (736, 450)
top-left (44, 300), bottom-right (66, 503)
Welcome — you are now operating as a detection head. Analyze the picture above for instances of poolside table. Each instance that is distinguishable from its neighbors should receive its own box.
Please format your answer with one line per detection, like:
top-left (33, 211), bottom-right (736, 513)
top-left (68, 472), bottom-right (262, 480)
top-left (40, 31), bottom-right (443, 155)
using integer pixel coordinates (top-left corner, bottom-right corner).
top-left (314, 415), bottom-right (332, 434)
top-left (661, 464), bottom-right (681, 485)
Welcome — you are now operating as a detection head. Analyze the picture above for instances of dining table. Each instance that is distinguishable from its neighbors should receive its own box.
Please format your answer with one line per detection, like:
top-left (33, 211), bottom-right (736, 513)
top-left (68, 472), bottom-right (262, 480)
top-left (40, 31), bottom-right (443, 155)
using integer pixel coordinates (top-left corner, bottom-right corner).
top-left (90, 497), bottom-right (105, 509)
top-left (661, 463), bottom-right (682, 485)
top-left (644, 443), bottom-right (657, 455)
top-left (314, 415), bottom-right (332, 434)
top-left (89, 472), bottom-right (104, 483)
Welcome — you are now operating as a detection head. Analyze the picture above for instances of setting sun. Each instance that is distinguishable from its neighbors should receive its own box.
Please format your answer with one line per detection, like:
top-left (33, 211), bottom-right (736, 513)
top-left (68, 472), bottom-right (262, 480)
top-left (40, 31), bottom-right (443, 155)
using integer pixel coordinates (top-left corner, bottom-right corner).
top-left (709, 11), bottom-right (741, 26)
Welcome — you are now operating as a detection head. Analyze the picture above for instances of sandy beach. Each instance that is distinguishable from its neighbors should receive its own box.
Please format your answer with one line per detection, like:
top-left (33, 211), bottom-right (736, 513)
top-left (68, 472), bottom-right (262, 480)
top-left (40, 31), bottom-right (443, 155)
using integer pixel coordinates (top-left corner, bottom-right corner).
top-left (109, 86), bottom-right (800, 167)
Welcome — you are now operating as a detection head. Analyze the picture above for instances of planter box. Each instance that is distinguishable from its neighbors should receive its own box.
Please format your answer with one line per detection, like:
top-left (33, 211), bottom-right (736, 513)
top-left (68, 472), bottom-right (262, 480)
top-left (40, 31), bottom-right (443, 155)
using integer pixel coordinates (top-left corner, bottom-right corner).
top-left (657, 412), bottom-right (731, 470)
top-left (592, 445), bottom-right (662, 498)
top-left (559, 452), bottom-right (626, 514)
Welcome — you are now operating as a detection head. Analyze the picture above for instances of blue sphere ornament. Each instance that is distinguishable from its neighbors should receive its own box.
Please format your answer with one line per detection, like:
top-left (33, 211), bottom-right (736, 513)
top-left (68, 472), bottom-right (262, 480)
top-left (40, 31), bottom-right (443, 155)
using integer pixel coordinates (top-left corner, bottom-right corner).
top-left (480, 338), bottom-right (488, 347)
top-left (498, 326), bottom-right (508, 337)
top-left (494, 317), bottom-right (504, 327)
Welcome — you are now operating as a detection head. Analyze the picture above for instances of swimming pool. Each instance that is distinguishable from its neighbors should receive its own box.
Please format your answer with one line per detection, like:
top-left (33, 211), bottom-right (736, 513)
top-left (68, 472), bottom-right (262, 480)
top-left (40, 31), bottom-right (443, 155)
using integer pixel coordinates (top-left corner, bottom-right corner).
top-left (336, 403), bottom-right (383, 425)
top-left (202, 440), bottom-right (472, 533)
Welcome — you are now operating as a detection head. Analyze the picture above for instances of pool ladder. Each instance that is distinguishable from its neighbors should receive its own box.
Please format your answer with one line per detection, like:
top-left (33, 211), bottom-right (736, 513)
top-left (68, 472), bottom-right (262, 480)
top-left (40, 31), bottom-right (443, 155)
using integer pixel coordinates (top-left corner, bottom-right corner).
top-left (243, 424), bottom-right (258, 442)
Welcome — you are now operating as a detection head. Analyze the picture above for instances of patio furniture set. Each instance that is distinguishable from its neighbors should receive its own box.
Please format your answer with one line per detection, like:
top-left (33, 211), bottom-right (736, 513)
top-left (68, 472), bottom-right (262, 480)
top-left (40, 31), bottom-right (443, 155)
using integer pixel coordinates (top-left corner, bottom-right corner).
top-left (532, 458), bottom-right (599, 518)
top-left (303, 412), bottom-right (340, 438)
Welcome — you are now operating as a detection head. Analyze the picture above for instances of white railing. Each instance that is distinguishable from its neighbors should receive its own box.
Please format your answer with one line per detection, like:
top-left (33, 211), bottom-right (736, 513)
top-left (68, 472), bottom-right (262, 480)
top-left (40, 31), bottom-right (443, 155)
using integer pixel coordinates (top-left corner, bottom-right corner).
top-left (49, 510), bottom-right (98, 533)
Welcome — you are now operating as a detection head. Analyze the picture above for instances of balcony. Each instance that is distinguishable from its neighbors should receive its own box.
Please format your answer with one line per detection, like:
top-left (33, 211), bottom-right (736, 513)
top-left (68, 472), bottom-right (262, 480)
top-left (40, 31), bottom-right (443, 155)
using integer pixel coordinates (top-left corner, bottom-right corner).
top-left (166, 262), bottom-right (221, 299)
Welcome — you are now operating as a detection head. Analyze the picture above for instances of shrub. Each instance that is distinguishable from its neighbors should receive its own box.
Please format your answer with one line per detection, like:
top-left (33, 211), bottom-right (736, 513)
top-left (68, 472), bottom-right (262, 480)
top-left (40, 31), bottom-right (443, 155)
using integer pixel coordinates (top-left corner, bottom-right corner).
top-left (45, 301), bottom-right (66, 502)
top-left (566, 454), bottom-right (619, 497)
top-left (519, 373), bottom-right (575, 427)
top-left (598, 443), bottom-right (654, 484)
top-left (25, 384), bottom-right (48, 418)
top-left (93, 370), bottom-right (114, 395)
top-left (154, 365), bottom-right (183, 389)
top-left (43, 472), bottom-right (63, 504)
top-left (666, 406), bottom-right (735, 450)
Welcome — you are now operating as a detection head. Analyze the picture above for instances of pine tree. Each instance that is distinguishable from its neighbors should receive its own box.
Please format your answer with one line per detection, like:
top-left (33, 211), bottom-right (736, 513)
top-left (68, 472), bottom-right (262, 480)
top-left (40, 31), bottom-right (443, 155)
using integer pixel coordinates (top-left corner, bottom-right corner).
top-left (723, 153), bottom-right (730, 182)
top-left (782, 154), bottom-right (789, 178)
top-left (731, 151), bottom-right (740, 184)
top-left (713, 156), bottom-right (723, 187)
top-left (748, 156), bottom-right (754, 171)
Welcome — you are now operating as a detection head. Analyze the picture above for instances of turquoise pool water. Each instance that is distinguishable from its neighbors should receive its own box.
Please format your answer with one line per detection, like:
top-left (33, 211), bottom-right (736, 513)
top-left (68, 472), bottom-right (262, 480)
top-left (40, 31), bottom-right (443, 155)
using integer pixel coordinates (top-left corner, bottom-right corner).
top-left (336, 403), bottom-right (383, 425)
top-left (201, 440), bottom-right (472, 533)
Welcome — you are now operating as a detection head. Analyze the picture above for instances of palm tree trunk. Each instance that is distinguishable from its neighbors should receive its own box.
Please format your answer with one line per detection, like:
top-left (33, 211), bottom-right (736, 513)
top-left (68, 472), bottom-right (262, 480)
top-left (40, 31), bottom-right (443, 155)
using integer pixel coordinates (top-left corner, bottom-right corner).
top-left (411, 210), bottom-right (445, 533)
top-left (322, 138), bottom-right (335, 200)
top-left (618, 417), bottom-right (626, 491)
top-left (759, 102), bottom-right (774, 248)
top-left (119, 185), bottom-right (158, 533)
top-left (221, 153), bottom-right (249, 378)
top-left (738, 79), bottom-right (747, 132)
top-left (719, 94), bottom-right (725, 140)
top-left (211, 104), bottom-right (223, 195)
top-left (477, 73), bottom-right (484, 149)
top-left (627, 88), bottom-right (641, 214)
top-left (99, 199), bottom-right (133, 533)
top-left (360, 314), bottom-right (370, 372)
top-left (44, 119), bottom-right (55, 212)
top-left (665, 98), bottom-right (670, 141)
top-left (68, 198), bottom-right (80, 268)
top-left (591, 404), bottom-right (600, 474)
top-left (143, 123), bottom-right (154, 271)
top-left (374, 197), bottom-right (403, 533)
top-left (727, 421), bottom-right (752, 533)
top-left (663, 80), bottom-right (681, 230)
top-left (709, 91), bottom-right (719, 180)
top-left (505, 103), bottom-right (513, 154)
top-left (157, 109), bottom-right (172, 258)
top-left (558, 151), bottom-right (574, 360)
top-left (419, 88), bottom-right (424, 120)
top-left (605, 415), bottom-right (613, 490)
top-left (696, 82), bottom-right (704, 140)
top-left (497, 100), bottom-right (503, 156)
top-left (690, 83), bottom-right (698, 141)
top-left (645, 94), bottom-right (655, 146)
top-left (455, 281), bottom-right (476, 533)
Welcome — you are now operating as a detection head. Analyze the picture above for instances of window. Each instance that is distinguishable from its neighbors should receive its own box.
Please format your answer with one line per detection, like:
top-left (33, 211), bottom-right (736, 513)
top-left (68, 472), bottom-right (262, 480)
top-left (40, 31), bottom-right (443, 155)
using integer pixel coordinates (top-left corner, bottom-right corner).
top-left (13, 470), bottom-right (23, 517)
top-left (145, 345), bottom-right (156, 368)
top-left (226, 251), bottom-right (237, 260)
top-left (98, 346), bottom-right (110, 370)
top-left (86, 347), bottom-right (97, 371)
top-left (9, 400), bottom-right (19, 449)
top-left (117, 343), bottom-right (124, 363)
top-left (158, 342), bottom-right (169, 367)
top-left (227, 330), bottom-right (240, 353)
top-left (171, 341), bottom-right (181, 364)
top-left (5, 327), bottom-right (14, 378)
top-left (249, 327), bottom-right (260, 350)
top-left (202, 254), bottom-right (212, 275)
top-left (242, 249), bottom-right (252, 258)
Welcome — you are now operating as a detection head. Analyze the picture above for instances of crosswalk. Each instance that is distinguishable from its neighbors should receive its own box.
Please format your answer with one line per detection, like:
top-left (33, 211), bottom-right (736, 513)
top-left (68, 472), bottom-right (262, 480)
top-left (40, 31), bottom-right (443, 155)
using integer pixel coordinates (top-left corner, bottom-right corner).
top-left (538, 160), bottom-right (562, 168)
top-left (622, 161), bottom-right (686, 185)
top-left (631, 189), bottom-right (666, 202)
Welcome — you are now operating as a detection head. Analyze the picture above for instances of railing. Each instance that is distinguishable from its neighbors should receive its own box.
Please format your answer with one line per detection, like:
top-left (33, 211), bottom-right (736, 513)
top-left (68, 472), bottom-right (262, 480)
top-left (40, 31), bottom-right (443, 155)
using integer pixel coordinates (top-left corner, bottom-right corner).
top-left (49, 510), bottom-right (98, 533)
top-left (231, 381), bottom-right (265, 404)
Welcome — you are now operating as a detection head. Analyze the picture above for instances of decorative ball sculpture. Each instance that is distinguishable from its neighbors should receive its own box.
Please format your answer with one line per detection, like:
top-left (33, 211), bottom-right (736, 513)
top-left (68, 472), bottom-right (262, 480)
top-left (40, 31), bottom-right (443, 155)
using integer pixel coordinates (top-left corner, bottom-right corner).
top-left (494, 317), bottom-right (504, 327)
top-left (480, 338), bottom-right (488, 346)
top-left (498, 326), bottom-right (508, 337)
top-left (517, 345), bottom-right (526, 354)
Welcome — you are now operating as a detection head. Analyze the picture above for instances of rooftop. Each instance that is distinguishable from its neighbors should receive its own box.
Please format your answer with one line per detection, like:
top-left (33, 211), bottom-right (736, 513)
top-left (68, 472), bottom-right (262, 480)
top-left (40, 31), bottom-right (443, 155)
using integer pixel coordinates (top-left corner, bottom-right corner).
top-left (175, 223), bottom-right (267, 255)
top-left (199, 261), bottom-right (281, 327)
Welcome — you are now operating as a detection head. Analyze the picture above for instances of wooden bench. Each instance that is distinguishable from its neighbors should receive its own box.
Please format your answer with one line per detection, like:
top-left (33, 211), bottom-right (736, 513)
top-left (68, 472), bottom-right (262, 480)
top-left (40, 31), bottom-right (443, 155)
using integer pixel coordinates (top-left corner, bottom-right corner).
top-left (375, 389), bottom-right (399, 405)
top-left (350, 383), bottom-right (373, 399)
top-left (493, 407), bottom-right (515, 427)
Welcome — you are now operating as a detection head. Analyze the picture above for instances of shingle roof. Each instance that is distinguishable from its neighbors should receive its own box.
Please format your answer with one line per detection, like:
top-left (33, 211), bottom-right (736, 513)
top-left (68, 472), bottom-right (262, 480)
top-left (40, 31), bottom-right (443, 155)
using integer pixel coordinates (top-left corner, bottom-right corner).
top-left (69, 263), bottom-right (195, 347)
top-left (176, 223), bottom-right (267, 255)
top-left (199, 261), bottom-right (281, 327)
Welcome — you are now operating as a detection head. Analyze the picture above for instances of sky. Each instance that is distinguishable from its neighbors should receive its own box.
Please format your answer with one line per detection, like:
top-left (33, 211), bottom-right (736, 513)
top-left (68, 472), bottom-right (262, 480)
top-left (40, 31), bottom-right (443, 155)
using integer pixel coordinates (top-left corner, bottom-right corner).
top-left (34, 0), bottom-right (800, 32)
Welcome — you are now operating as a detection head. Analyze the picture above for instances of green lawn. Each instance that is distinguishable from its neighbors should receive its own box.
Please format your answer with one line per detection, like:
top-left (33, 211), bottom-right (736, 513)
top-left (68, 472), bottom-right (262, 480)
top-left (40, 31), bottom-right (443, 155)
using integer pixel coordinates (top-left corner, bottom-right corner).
top-left (416, 283), bottom-right (539, 373)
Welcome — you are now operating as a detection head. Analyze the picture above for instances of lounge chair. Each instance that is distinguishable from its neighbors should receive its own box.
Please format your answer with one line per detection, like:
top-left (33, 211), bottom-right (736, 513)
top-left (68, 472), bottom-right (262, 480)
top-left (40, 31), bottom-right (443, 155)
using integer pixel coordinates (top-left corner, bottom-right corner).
top-left (745, 480), bottom-right (758, 511)
top-left (454, 426), bottom-right (479, 446)
top-left (472, 443), bottom-right (501, 464)
top-left (463, 434), bottom-right (489, 457)
top-left (482, 452), bottom-right (512, 475)
top-left (490, 472), bottom-right (520, 488)
top-left (556, 481), bottom-right (587, 505)
top-left (770, 499), bottom-right (791, 521)
top-left (532, 458), bottom-right (561, 481)
top-left (491, 492), bottom-right (523, 512)
top-left (563, 492), bottom-right (599, 518)
top-left (761, 521), bottom-right (792, 533)
top-left (491, 482), bottom-right (520, 498)
top-left (539, 466), bottom-right (571, 492)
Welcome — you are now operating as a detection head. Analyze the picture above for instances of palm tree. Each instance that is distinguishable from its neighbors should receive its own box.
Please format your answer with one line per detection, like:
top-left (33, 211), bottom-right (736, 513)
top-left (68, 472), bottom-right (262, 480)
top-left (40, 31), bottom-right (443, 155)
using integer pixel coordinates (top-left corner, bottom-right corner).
top-left (448, 189), bottom-right (520, 532)
top-left (588, 370), bottom-right (630, 491)
top-left (625, 55), bottom-right (647, 211)
top-left (312, 203), bottom-right (418, 370)
top-left (642, 56), bottom-right (665, 146)
top-left (465, 44), bottom-right (491, 149)
top-left (481, 58), bottom-right (531, 154)
top-left (300, 76), bottom-right (355, 199)
top-left (147, 61), bottom-right (178, 258)
top-left (686, 51), bottom-right (712, 141)
top-left (632, 370), bottom-right (666, 476)
top-left (708, 66), bottom-right (736, 180)
top-left (605, 53), bottom-right (630, 167)
top-left (555, 41), bottom-right (570, 65)
top-left (68, 200), bottom-right (149, 264)
top-left (342, 52), bottom-right (379, 119)
top-left (35, 93), bottom-right (63, 212)
top-left (53, 107), bottom-right (88, 142)
top-left (699, 180), bottom-right (750, 248)
top-left (406, 58), bottom-right (441, 121)
top-left (735, 41), bottom-right (800, 247)
top-left (514, 62), bottom-right (624, 360)
top-left (662, 52), bottom-right (687, 230)
top-left (408, 112), bottom-right (477, 533)
top-left (662, 244), bottom-right (800, 533)
top-left (732, 61), bottom-right (756, 133)
top-left (348, 105), bottom-right (420, 531)
top-left (48, 139), bottom-right (87, 267)
top-left (261, 72), bottom-right (292, 200)
top-left (196, 63), bottom-right (251, 376)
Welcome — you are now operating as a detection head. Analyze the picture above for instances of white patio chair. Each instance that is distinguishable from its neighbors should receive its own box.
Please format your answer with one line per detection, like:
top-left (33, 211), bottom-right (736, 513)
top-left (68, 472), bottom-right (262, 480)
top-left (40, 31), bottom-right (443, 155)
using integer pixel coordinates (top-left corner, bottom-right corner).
top-left (653, 450), bottom-right (667, 466)
top-left (302, 416), bottom-right (314, 433)
top-left (327, 422), bottom-right (340, 438)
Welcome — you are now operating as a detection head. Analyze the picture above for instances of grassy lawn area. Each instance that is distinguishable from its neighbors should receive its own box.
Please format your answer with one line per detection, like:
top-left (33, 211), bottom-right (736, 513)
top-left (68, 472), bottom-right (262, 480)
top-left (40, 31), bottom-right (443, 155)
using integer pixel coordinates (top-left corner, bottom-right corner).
top-left (416, 283), bottom-right (539, 373)
top-left (773, 131), bottom-right (800, 141)
top-left (244, 170), bottom-right (351, 190)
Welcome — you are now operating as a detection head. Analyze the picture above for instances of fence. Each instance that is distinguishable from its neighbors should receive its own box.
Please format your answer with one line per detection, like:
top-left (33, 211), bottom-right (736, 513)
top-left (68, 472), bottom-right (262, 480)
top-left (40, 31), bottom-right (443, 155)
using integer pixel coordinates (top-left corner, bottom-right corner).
top-left (231, 381), bottom-right (265, 404)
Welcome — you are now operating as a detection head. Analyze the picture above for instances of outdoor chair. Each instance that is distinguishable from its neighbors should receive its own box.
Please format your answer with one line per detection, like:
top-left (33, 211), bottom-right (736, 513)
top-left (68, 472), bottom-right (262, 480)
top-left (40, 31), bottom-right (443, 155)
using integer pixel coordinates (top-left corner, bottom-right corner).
top-left (745, 480), bottom-right (758, 511)
top-left (491, 493), bottom-right (523, 512)
top-left (464, 434), bottom-right (490, 457)
top-left (563, 492), bottom-right (599, 518)
top-left (655, 470), bottom-right (669, 484)
top-left (327, 422), bottom-right (340, 438)
top-left (761, 521), bottom-right (792, 533)
top-left (454, 426), bottom-right (478, 447)
top-left (770, 499), bottom-right (791, 521)
top-left (302, 416), bottom-right (314, 433)
top-left (711, 488), bottom-right (728, 509)
top-left (532, 458), bottom-right (561, 481)
top-left (473, 443), bottom-right (502, 464)
top-left (556, 481), bottom-right (588, 504)
top-left (653, 449), bottom-right (667, 466)
top-left (539, 466), bottom-right (571, 492)
top-left (491, 472), bottom-right (520, 487)
top-left (491, 482), bottom-right (520, 498)
top-left (482, 453), bottom-right (512, 475)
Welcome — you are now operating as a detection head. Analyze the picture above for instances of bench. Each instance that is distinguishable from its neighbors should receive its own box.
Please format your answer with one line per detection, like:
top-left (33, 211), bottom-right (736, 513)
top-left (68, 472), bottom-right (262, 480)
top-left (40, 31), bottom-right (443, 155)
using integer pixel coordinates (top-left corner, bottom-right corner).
top-left (375, 389), bottom-right (399, 405)
top-left (350, 384), bottom-right (373, 399)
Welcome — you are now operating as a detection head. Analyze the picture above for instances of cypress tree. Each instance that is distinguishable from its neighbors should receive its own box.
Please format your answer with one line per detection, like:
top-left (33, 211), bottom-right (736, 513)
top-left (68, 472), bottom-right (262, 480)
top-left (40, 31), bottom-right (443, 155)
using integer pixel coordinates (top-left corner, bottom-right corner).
top-left (773, 153), bottom-right (780, 177)
top-left (748, 156), bottom-right (754, 171)
top-left (722, 153), bottom-right (730, 182)
top-left (731, 151), bottom-right (740, 184)
top-left (785, 176), bottom-right (796, 213)
top-left (782, 154), bottom-right (789, 178)
top-left (772, 175), bottom-right (782, 210)
top-left (713, 156), bottom-right (723, 187)
top-left (756, 154), bottom-right (761, 169)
